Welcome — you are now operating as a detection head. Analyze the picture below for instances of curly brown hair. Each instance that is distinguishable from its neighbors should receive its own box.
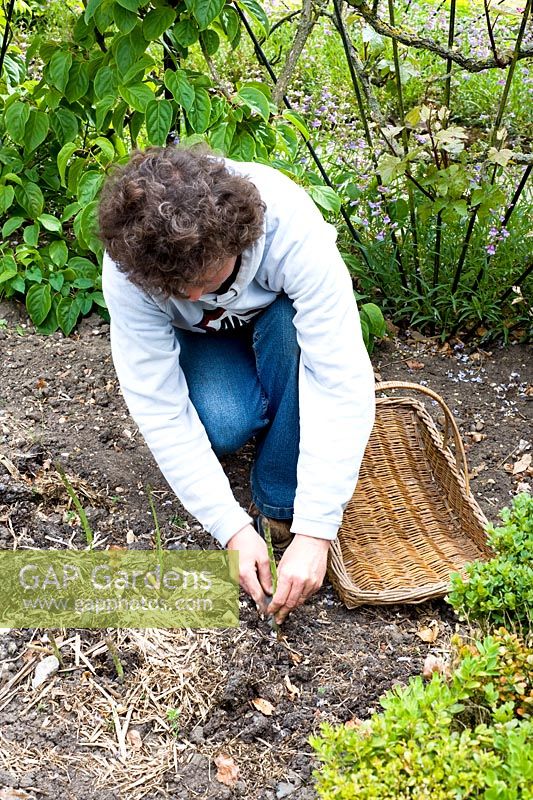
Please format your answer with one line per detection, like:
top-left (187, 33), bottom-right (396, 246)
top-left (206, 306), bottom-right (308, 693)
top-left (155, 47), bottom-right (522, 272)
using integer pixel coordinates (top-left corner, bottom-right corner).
top-left (98, 146), bottom-right (266, 297)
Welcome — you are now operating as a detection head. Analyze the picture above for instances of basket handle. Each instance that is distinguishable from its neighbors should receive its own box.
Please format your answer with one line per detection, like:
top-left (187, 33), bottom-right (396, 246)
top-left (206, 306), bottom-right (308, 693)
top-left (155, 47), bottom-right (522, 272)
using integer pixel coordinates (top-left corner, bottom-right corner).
top-left (375, 380), bottom-right (471, 494)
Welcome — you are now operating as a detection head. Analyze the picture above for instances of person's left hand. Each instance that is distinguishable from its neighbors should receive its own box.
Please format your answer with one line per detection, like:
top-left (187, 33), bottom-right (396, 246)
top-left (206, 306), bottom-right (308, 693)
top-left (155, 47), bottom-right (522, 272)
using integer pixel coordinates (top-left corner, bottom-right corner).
top-left (267, 534), bottom-right (331, 624)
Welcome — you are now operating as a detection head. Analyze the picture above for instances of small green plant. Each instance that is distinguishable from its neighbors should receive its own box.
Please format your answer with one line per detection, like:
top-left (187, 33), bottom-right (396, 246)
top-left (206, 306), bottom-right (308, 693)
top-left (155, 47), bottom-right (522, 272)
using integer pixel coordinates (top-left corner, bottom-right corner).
top-left (166, 707), bottom-right (180, 737)
top-left (56, 462), bottom-right (94, 548)
top-left (311, 664), bottom-right (533, 799)
top-left (358, 301), bottom-right (387, 353)
top-left (104, 635), bottom-right (124, 684)
top-left (452, 630), bottom-right (533, 720)
top-left (448, 492), bottom-right (533, 633)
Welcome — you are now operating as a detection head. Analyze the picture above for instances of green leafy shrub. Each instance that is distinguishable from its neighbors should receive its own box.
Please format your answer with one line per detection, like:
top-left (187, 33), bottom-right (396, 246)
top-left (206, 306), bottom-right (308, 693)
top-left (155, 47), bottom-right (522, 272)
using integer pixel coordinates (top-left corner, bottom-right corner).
top-left (448, 493), bottom-right (533, 633)
top-left (453, 630), bottom-right (533, 720)
top-left (0, 0), bottom-right (308, 335)
top-left (311, 666), bottom-right (533, 799)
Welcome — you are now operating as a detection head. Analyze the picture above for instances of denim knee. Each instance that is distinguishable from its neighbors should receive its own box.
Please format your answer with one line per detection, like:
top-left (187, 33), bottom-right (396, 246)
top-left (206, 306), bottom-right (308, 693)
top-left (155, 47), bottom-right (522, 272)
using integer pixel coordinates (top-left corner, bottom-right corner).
top-left (195, 393), bottom-right (268, 457)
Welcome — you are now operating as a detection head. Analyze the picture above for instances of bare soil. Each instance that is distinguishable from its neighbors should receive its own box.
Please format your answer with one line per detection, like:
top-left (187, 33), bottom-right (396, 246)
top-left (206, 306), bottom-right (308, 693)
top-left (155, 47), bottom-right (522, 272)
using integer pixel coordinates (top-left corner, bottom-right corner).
top-left (0, 298), bottom-right (531, 800)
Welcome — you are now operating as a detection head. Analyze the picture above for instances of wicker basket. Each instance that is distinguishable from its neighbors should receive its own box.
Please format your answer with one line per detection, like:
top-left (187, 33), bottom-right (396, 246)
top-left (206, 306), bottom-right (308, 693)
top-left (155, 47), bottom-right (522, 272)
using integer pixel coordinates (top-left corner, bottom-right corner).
top-left (328, 381), bottom-right (493, 607)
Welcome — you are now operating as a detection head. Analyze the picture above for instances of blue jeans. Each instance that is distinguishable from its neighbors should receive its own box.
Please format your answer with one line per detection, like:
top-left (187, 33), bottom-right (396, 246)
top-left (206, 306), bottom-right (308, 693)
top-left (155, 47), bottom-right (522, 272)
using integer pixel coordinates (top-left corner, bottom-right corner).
top-left (176, 294), bottom-right (299, 520)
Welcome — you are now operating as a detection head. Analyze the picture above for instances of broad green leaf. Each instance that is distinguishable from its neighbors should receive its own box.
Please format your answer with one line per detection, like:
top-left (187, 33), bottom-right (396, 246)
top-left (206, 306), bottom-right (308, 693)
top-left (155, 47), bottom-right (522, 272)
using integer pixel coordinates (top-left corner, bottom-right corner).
top-left (187, 88), bottom-right (211, 133)
top-left (164, 69), bottom-right (195, 112)
top-left (209, 120), bottom-right (236, 154)
top-left (0, 255), bottom-right (18, 284)
top-left (95, 95), bottom-right (116, 130)
top-left (172, 17), bottom-right (199, 46)
top-left (200, 29), bottom-right (220, 56)
top-left (90, 291), bottom-right (107, 308)
top-left (114, 3), bottom-right (138, 33)
top-left (377, 153), bottom-right (406, 184)
top-left (360, 303), bottom-right (386, 337)
top-left (145, 99), bottom-right (173, 146)
top-left (57, 295), bottom-right (82, 336)
top-left (38, 214), bottom-right (62, 233)
top-left (143, 7), bottom-right (176, 40)
top-left (78, 201), bottom-right (100, 253)
top-left (129, 110), bottom-right (145, 144)
top-left (0, 185), bottom-right (15, 214)
top-left (2, 216), bottom-right (24, 238)
top-left (72, 277), bottom-right (94, 289)
top-left (15, 182), bottom-right (44, 218)
top-left (220, 6), bottom-right (240, 45)
top-left (49, 272), bottom-right (65, 291)
top-left (5, 101), bottom-right (30, 145)
top-left (236, 0), bottom-right (269, 34)
top-left (112, 100), bottom-right (128, 137)
top-left (24, 109), bottom-right (49, 154)
top-left (282, 110), bottom-right (309, 141)
top-left (3, 173), bottom-right (22, 186)
top-left (94, 65), bottom-right (118, 99)
top-left (114, 35), bottom-right (137, 76)
top-left (26, 283), bottom-right (52, 326)
top-left (122, 55), bottom-right (155, 85)
top-left (57, 143), bottom-right (78, 187)
top-left (49, 240), bottom-right (69, 267)
top-left (50, 107), bottom-right (79, 144)
top-left (93, 136), bottom-right (115, 163)
top-left (188, 0), bottom-right (225, 29)
top-left (77, 171), bottom-right (105, 205)
top-left (61, 202), bottom-right (81, 222)
top-left (307, 185), bottom-right (341, 214)
top-left (229, 130), bottom-right (256, 161)
top-left (237, 86), bottom-right (270, 122)
top-left (36, 297), bottom-right (60, 335)
top-left (65, 61), bottom-right (90, 103)
top-left (47, 50), bottom-right (73, 93)
top-left (119, 82), bottom-right (154, 112)
top-left (116, 0), bottom-right (140, 10)
top-left (23, 222), bottom-right (40, 247)
top-left (84, 0), bottom-right (105, 23)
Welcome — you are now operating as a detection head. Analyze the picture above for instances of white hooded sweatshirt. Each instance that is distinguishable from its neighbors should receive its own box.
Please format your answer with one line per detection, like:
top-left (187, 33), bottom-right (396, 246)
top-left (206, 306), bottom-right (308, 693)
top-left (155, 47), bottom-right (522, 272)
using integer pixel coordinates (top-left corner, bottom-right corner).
top-left (102, 158), bottom-right (375, 547)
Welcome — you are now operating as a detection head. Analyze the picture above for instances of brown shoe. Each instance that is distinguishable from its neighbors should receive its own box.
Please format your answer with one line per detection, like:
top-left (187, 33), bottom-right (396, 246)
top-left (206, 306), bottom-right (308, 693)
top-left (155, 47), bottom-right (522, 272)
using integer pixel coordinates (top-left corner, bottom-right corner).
top-left (256, 514), bottom-right (294, 551)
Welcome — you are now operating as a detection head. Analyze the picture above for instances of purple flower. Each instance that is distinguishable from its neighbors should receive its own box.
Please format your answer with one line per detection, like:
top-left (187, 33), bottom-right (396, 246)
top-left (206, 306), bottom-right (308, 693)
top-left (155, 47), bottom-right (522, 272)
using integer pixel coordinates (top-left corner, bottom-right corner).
top-left (486, 244), bottom-right (496, 255)
top-left (376, 231), bottom-right (385, 241)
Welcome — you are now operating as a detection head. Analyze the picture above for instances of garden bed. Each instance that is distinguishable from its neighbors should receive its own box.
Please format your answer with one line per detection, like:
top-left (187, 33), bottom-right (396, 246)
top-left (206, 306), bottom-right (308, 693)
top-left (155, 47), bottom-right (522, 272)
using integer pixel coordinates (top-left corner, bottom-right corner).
top-left (0, 299), bottom-right (531, 800)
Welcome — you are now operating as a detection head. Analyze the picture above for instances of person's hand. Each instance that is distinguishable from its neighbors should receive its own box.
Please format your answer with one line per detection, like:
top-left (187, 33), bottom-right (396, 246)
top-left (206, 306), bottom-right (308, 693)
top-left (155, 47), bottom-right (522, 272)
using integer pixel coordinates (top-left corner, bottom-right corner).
top-left (267, 534), bottom-right (331, 624)
top-left (226, 524), bottom-right (273, 613)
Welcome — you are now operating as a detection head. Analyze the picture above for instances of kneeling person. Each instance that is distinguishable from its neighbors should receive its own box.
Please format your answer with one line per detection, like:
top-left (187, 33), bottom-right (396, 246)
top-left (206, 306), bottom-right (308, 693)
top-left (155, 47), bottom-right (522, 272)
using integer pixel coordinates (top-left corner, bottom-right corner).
top-left (99, 146), bottom-right (375, 623)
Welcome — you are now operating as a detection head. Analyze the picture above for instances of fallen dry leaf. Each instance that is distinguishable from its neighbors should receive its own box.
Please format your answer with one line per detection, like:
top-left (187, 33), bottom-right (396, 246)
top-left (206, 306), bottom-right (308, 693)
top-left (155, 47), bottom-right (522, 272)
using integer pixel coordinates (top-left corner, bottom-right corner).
top-left (469, 463), bottom-right (486, 479)
top-left (214, 754), bottom-right (240, 787)
top-left (284, 674), bottom-right (301, 699)
top-left (344, 717), bottom-right (364, 729)
top-left (126, 729), bottom-right (143, 750)
top-left (422, 654), bottom-right (446, 679)
top-left (406, 359), bottom-right (425, 370)
top-left (251, 697), bottom-right (275, 716)
top-left (0, 790), bottom-right (34, 800)
top-left (513, 453), bottom-right (532, 475)
top-left (416, 620), bottom-right (439, 643)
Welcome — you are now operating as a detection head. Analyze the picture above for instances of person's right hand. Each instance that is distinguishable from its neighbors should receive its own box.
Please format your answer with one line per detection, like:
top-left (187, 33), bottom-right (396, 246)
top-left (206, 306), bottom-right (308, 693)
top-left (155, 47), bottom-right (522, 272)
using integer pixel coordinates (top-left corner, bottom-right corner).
top-left (226, 524), bottom-right (273, 613)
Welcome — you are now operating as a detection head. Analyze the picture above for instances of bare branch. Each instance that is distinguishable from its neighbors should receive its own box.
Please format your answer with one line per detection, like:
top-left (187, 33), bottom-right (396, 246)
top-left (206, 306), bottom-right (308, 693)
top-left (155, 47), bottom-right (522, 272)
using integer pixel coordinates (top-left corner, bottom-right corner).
top-left (272, 0), bottom-right (317, 106)
top-left (345, 0), bottom-right (533, 72)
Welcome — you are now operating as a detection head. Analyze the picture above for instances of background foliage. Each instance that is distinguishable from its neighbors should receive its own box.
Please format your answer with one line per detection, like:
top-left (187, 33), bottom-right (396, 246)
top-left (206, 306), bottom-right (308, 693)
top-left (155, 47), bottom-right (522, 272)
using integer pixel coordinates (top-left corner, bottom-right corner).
top-left (0, 0), bottom-right (531, 339)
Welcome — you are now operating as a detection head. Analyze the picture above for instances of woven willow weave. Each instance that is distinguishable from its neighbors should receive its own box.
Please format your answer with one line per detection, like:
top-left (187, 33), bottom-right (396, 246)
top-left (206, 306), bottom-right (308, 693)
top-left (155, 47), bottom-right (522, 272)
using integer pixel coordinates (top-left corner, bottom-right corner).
top-left (328, 381), bottom-right (493, 607)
